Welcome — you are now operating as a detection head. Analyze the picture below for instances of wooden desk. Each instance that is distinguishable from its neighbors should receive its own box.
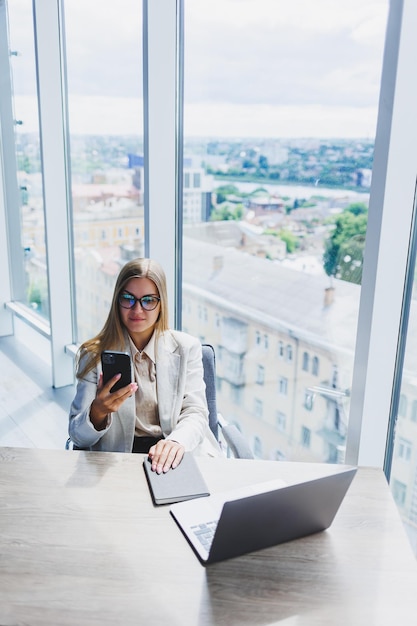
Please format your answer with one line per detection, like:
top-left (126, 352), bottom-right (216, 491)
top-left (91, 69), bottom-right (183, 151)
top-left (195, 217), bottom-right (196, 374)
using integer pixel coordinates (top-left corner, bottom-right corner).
top-left (1, 447), bottom-right (417, 625)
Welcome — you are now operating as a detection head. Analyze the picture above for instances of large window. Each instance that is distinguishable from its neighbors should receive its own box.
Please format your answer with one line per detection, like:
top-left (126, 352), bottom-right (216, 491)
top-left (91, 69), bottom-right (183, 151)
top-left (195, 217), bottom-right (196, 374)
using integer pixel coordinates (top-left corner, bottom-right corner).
top-left (7, 0), bottom-right (49, 318)
top-left (3, 0), bottom-right (417, 559)
top-left (182, 0), bottom-right (388, 463)
top-left (64, 1), bottom-right (144, 344)
top-left (390, 222), bottom-right (417, 553)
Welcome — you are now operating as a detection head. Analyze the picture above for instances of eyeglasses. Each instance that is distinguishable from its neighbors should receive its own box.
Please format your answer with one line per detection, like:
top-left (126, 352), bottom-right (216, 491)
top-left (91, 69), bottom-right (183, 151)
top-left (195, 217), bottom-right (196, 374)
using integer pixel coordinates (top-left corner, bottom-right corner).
top-left (118, 292), bottom-right (161, 311)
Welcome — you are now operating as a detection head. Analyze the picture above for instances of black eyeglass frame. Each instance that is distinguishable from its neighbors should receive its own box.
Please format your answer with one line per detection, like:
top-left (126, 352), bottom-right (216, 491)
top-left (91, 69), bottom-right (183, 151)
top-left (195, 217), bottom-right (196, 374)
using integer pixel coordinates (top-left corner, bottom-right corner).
top-left (118, 292), bottom-right (161, 311)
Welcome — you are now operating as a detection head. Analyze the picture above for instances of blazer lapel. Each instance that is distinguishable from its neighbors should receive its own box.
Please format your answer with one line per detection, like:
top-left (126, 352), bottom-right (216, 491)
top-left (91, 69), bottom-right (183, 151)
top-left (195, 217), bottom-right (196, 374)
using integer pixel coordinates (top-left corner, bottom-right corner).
top-left (155, 332), bottom-right (180, 432)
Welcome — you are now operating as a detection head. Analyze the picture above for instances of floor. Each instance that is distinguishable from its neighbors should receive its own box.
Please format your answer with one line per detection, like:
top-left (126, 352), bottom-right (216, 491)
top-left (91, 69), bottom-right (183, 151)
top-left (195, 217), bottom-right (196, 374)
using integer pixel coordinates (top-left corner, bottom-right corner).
top-left (0, 335), bottom-right (76, 449)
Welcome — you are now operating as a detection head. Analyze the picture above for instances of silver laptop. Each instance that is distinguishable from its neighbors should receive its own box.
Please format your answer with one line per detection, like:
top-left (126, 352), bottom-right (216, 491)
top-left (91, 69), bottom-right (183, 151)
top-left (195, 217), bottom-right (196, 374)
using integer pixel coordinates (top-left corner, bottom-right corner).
top-left (170, 465), bottom-right (357, 564)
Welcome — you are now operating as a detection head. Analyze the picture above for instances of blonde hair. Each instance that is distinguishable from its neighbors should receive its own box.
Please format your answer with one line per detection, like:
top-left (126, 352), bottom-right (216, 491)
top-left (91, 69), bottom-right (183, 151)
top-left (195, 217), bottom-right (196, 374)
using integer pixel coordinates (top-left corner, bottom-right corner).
top-left (77, 258), bottom-right (169, 378)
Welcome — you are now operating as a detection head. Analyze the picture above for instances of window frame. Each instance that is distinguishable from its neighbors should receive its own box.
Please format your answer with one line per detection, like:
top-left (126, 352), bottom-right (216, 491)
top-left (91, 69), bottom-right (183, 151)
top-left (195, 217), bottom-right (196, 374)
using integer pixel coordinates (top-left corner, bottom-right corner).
top-left (346, 0), bottom-right (417, 472)
top-left (0, 0), bottom-right (415, 478)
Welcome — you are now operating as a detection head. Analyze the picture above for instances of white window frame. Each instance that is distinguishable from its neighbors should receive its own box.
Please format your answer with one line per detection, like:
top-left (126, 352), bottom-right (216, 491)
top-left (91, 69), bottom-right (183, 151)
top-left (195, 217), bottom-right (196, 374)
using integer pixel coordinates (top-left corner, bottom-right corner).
top-left (0, 0), bottom-right (416, 478)
top-left (143, 0), bottom-right (183, 329)
top-left (347, 0), bottom-right (417, 469)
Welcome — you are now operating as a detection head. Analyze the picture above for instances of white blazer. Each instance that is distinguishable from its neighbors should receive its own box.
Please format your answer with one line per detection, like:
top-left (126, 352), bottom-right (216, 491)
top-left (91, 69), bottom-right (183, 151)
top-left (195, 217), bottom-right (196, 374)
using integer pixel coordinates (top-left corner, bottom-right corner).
top-left (69, 329), bottom-right (221, 457)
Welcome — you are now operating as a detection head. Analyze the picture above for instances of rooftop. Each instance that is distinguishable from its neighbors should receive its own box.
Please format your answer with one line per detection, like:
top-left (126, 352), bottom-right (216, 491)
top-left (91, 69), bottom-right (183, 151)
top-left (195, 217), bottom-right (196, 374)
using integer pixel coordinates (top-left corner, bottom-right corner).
top-left (183, 236), bottom-right (360, 354)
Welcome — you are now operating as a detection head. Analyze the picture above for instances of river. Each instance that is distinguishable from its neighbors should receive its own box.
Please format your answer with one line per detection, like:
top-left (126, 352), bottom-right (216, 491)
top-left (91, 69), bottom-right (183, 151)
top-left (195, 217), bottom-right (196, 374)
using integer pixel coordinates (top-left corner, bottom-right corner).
top-left (214, 179), bottom-right (369, 202)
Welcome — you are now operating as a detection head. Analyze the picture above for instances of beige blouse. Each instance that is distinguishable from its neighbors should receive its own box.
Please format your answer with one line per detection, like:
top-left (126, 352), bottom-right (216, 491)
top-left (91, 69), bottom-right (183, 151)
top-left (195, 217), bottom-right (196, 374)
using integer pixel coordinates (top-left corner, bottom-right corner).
top-left (127, 334), bottom-right (162, 438)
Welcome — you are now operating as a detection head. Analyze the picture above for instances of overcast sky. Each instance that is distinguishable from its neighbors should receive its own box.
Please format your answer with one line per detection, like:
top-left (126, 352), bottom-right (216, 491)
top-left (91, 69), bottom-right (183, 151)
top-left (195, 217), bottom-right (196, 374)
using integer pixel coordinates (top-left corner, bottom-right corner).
top-left (9, 0), bottom-right (389, 138)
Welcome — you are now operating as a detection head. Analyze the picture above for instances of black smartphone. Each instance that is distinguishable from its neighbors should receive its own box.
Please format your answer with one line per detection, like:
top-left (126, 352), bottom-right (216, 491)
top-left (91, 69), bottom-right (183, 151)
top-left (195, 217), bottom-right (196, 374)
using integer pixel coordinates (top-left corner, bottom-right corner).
top-left (101, 350), bottom-right (132, 393)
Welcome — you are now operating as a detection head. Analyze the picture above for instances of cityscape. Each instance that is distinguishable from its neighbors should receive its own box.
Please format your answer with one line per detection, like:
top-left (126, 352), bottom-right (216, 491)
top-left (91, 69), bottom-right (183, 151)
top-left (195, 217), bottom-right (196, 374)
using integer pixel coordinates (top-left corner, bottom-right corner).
top-left (15, 130), bottom-right (417, 550)
top-left (186, 136), bottom-right (374, 190)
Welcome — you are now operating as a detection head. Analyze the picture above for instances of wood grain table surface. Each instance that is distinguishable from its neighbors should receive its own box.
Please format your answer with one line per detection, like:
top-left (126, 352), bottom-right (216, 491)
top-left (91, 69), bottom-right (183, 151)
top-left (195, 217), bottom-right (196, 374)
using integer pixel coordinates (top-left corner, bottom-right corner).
top-left (1, 447), bottom-right (417, 626)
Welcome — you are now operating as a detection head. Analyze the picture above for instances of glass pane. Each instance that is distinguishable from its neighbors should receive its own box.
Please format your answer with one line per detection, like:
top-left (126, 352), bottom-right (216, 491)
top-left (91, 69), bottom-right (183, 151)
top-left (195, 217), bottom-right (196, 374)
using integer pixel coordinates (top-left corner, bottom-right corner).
top-left (390, 231), bottom-right (417, 556)
top-left (7, 0), bottom-right (49, 318)
top-left (182, 0), bottom-right (388, 461)
top-left (64, 1), bottom-right (144, 344)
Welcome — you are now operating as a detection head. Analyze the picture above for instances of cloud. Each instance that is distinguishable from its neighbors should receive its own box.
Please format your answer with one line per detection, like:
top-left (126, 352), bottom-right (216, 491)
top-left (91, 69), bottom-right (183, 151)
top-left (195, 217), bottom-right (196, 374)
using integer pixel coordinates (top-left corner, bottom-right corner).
top-left (15, 94), bottom-right (378, 138)
top-left (14, 95), bottom-right (143, 135)
top-left (185, 0), bottom-right (388, 108)
top-left (186, 0), bottom-right (387, 36)
top-left (63, 1), bottom-right (143, 98)
top-left (184, 102), bottom-right (379, 139)
top-left (8, 0), bottom-right (389, 137)
top-left (8, 0), bottom-right (142, 98)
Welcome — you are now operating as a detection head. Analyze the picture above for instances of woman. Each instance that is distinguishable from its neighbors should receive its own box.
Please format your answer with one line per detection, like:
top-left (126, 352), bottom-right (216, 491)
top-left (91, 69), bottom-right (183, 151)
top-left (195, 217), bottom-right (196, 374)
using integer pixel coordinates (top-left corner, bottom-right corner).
top-left (69, 257), bottom-right (221, 473)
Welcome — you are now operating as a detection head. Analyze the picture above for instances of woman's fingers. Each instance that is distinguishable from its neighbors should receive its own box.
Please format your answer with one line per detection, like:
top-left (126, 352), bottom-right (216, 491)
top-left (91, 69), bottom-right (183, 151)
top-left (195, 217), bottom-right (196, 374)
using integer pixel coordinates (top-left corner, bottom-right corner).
top-left (148, 440), bottom-right (185, 474)
top-left (96, 379), bottom-right (138, 412)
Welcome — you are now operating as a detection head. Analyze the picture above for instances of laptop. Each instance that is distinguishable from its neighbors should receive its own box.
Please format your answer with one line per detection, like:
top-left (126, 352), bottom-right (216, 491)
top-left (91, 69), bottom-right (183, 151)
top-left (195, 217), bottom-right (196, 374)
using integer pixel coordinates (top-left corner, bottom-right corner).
top-left (170, 465), bottom-right (357, 565)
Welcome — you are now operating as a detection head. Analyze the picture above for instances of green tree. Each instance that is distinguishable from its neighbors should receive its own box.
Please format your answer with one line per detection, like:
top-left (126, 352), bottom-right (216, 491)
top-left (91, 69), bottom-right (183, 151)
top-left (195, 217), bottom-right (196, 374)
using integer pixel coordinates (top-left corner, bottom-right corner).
top-left (345, 202), bottom-right (367, 216)
top-left (27, 278), bottom-right (49, 317)
top-left (210, 202), bottom-right (244, 221)
top-left (18, 155), bottom-right (32, 174)
top-left (279, 230), bottom-right (299, 254)
top-left (258, 155), bottom-right (269, 170)
top-left (234, 204), bottom-right (244, 220)
top-left (215, 184), bottom-right (240, 204)
top-left (337, 234), bottom-right (366, 284)
top-left (323, 204), bottom-right (368, 284)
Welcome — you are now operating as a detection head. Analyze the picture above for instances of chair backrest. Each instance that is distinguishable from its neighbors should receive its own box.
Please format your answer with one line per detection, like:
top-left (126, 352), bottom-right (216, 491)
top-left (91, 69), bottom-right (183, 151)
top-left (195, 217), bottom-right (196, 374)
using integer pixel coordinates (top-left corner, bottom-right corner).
top-left (201, 344), bottom-right (218, 440)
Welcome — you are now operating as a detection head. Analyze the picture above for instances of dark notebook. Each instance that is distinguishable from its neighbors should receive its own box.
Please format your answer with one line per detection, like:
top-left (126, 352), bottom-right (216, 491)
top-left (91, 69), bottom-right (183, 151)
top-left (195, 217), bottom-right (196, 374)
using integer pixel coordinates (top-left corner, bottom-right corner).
top-left (143, 452), bottom-right (210, 505)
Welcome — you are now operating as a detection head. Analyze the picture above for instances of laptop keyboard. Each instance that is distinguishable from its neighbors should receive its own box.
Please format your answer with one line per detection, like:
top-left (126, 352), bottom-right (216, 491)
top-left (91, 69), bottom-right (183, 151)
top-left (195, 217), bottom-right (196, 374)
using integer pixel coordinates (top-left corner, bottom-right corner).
top-left (191, 520), bottom-right (218, 549)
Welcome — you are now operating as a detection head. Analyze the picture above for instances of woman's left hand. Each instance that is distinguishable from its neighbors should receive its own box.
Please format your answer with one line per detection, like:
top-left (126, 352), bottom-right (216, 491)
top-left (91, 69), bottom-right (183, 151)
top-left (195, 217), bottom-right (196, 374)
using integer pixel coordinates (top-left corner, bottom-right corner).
top-left (148, 439), bottom-right (185, 474)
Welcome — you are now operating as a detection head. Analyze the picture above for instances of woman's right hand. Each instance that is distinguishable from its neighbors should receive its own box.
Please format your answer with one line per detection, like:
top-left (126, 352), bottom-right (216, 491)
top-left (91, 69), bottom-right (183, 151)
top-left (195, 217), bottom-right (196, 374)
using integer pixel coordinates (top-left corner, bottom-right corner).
top-left (89, 373), bottom-right (138, 430)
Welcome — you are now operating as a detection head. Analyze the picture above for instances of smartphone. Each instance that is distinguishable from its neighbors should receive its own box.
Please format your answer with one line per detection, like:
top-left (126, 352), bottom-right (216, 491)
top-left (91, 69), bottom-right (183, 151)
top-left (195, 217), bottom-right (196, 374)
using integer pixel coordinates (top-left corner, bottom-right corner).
top-left (101, 350), bottom-right (132, 393)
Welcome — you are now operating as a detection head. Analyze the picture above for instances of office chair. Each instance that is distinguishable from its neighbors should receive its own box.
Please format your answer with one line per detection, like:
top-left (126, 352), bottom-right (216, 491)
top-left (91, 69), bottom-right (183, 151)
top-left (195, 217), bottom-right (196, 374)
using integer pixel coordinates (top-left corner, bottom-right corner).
top-left (66, 343), bottom-right (254, 458)
top-left (201, 344), bottom-right (254, 459)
